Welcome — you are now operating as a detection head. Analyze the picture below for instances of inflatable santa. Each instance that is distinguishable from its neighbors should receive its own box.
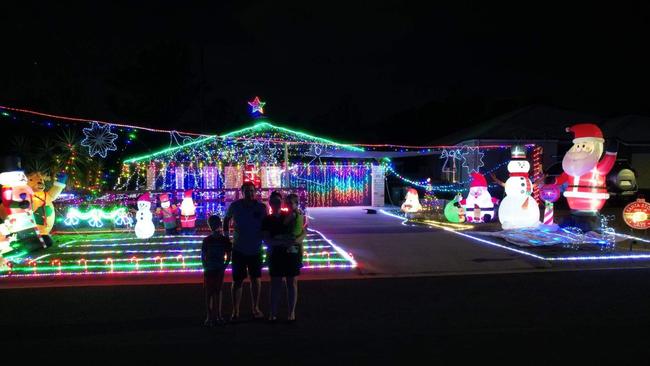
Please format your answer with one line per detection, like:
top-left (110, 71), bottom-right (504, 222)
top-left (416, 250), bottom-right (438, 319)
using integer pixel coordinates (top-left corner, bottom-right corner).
top-left (556, 124), bottom-right (617, 216)
top-left (460, 172), bottom-right (497, 223)
top-left (401, 188), bottom-right (423, 213)
top-left (180, 190), bottom-right (197, 234)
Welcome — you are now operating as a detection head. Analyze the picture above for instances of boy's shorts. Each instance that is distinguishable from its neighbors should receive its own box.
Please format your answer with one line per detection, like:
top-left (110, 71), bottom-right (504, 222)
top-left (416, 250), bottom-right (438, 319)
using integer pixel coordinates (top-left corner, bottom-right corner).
top-left (231, 250), bottom-right (263, 282)
top-left (203, 269), bottom-right (225, 291)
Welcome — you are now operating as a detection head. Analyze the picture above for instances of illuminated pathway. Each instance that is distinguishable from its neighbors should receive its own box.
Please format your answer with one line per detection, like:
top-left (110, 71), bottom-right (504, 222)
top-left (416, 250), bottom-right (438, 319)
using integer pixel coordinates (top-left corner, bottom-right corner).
top-left (306, 207), bottom-right (544, 275)
top-left (307, 207), bottom-right (650, 276)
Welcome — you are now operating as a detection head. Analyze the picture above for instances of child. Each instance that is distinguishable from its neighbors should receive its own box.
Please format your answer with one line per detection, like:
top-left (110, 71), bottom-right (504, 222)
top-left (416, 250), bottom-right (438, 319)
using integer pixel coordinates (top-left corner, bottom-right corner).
top-left (279, 193), bottom-right (305, 256)
top-left (201, 215), bottom-right (232, 327)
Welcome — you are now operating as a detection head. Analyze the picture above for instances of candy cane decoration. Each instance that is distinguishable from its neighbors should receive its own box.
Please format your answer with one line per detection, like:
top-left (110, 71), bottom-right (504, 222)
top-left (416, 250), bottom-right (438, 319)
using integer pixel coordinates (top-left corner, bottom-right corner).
top-left (176, 255), bottom-right (185, 269)
top-left (105, 258), bottom-right (114, 272)
top-left (78, 258), bottom-right (88, 272)
top-left (154, 256), bottom-right (163, 270)
top-left (51, 259), bottom-right (62, 274)
top-left (544, 201), bottom-right (554, 225)
top-left (129, 256), bottom-right (140, 270)
top-left (321, 251), bottom-right (330, 267)
top-left (28, 259), bottom-right (37, 274)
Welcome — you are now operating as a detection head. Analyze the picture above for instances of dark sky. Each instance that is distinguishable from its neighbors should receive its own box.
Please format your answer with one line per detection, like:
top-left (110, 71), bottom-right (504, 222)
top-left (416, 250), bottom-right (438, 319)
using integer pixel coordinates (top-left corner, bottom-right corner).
top-left (2, 2), bottom-right (650, 144)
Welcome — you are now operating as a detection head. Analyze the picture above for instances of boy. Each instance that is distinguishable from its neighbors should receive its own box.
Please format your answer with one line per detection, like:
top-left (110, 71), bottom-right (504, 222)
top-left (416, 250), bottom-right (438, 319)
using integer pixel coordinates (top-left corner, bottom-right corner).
top-left (201, 215), bottom-right (232, 327)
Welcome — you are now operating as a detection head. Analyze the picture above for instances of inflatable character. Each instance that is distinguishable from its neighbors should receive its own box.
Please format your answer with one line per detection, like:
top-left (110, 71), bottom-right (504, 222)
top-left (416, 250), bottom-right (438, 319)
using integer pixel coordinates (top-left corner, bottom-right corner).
top-left (556, 123), bottom-right (617, 213)
top-left (0, 156), bottom-right (45, 253)
top-left (135, 193), bottom-right (155, 239)
top-left (27, 171), bottom-right (67, 246)
top-left (401, 188), bottom-right (423, 213)
top-left (155, 193), bottom-right (178, 235)
top-left (444, 192), bottom-right (466, 223)
top-left (498, 146), bottom-right (540, 230)
top-left (460, 172), bottom-right (498, 222)
top-left (180, 190), bottom-right (197, 234)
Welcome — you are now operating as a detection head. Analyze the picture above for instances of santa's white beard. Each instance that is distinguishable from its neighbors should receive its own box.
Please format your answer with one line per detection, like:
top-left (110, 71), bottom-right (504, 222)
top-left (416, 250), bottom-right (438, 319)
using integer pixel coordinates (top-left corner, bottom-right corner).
top-left (562, 151), bottom-right (600, 176)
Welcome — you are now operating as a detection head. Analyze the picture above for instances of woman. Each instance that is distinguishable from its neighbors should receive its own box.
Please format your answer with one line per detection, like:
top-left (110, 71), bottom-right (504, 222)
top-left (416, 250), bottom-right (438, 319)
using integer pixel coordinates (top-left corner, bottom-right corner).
top-left (262, 192), bottom-right (306, 322)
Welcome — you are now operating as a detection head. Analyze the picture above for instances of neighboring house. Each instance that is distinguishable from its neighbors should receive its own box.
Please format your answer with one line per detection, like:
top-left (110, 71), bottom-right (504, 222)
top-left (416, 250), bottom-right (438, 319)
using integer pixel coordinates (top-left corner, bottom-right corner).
top-left (432, 105), bottom-right (649, 196)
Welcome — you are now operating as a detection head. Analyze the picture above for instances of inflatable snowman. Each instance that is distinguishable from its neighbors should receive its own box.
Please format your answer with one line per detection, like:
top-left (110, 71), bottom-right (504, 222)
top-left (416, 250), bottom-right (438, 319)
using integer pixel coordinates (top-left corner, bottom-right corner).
top-left (135, 192), bottom-right (155, 239)
top-left (460, 172), bottom-right (498, 222)
top-left (498, 146), bottom-right (540, 230)
top-left (401, 188), bottom-right (423, 213)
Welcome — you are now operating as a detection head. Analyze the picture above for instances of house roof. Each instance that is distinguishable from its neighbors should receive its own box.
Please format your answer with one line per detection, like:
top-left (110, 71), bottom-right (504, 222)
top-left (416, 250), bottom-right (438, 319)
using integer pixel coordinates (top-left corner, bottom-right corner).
top-left (431, 105), bottom-right (602, 145)
top-left (433, 104), bottom-right (650, 145)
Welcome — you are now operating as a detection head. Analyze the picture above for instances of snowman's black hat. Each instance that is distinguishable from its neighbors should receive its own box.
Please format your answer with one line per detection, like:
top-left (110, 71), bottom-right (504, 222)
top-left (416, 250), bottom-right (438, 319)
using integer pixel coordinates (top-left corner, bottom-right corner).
top-left (0, 156), bottom-right (22, 172)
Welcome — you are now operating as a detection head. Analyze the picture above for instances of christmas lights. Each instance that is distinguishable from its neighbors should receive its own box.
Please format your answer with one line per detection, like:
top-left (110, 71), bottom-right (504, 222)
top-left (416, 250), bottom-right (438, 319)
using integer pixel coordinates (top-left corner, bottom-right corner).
top-left (385, 161), bottom-right (508, 193)
top-left (247, 96), bottom-right (266, 116)
top-left (62, 207), bottom-right (133, 228)
top-left (288, 163), bottom-right (371, 207)
top-left (81, 122), bottom-right (118, 158)
top-left (0, 231), bottom-right (355, 277)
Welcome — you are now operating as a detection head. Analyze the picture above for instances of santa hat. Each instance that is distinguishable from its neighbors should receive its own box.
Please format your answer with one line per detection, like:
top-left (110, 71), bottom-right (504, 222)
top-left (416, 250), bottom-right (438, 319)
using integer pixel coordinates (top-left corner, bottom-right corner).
top-left (138, 192), bottom-right (151, 202)
top-left (566, 123), bottom-right (604, 144)
top-left (159, 193), bottom-right (170, 202)
top-left (183, 190), bottom-right (193, 199)
top-left (469, 172), bottom-right (487, 188)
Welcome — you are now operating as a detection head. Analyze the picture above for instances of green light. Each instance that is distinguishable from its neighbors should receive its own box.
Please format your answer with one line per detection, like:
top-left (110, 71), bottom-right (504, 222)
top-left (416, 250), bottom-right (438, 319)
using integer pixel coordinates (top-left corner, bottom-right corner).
top-left (122, 120), bottom-right (363, 163)
top-left (123, 136), bottom-right (216, 163)
top-left (221, 121), bottom-right (364, 151)
top-left (1, 112), bottom-right (9, 117)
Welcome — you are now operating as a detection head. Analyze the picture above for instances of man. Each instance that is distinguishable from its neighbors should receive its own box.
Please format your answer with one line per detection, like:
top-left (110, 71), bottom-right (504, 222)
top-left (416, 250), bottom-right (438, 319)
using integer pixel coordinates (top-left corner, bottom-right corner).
top-left (223, 181), bottom-right (267, 320)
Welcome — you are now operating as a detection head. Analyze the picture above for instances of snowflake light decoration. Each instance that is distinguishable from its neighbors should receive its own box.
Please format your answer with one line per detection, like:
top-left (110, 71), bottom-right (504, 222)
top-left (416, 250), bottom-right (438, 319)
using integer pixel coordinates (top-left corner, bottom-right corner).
top-left (81, 122), bottom-right (118, 158)
top-left (461, 147), bottom-right (485, 174)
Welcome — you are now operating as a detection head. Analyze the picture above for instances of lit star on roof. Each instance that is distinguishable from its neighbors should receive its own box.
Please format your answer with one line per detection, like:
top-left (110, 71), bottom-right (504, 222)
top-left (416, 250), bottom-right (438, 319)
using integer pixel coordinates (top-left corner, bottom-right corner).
top-left (248, 96), bottom-right (266, 115)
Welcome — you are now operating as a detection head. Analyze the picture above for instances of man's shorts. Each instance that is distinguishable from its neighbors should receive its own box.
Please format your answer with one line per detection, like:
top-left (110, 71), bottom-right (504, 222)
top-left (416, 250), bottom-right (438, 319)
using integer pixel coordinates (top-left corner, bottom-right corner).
top-left (231, 250), bottom-right (263, 282)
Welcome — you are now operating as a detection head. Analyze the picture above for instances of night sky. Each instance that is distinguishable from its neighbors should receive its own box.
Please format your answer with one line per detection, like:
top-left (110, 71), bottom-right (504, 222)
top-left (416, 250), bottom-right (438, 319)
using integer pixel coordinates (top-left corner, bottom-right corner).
top-left (2, 2), bottom-right (650, 144)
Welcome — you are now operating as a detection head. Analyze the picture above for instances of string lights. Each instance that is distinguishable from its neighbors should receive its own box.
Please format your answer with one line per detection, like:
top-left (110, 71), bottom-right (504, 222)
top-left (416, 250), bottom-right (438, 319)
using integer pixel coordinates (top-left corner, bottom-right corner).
top-left (0, 232), bottom-right (355, 277)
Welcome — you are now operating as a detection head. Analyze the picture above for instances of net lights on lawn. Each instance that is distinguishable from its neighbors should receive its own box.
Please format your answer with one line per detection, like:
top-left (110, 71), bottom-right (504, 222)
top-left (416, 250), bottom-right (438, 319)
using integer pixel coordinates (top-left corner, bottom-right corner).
top-left (0, 232), bottom-right (356, 277)
top-left (381, 209), bottom-right (650, 262)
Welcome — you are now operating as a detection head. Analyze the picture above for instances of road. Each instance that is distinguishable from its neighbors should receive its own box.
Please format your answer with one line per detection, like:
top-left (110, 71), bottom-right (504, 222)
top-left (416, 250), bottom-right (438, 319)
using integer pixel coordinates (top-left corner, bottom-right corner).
top-left (2, 269), bottom-right (650, 362)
